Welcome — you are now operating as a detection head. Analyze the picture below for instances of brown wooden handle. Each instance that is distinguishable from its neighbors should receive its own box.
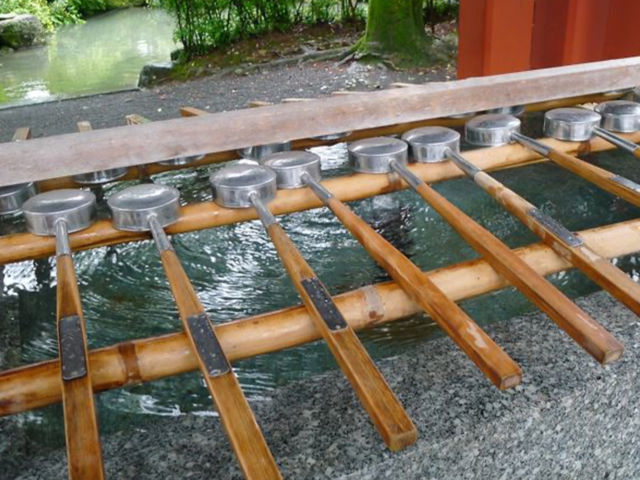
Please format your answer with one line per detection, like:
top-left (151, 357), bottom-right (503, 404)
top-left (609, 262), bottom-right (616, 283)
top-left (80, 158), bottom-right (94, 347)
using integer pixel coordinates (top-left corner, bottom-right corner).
top-left (159, 249), bottom-right (281, 480)
top-left (412, 181), bottom-right (623, 364)
top-left (324, 198), bottom-right (522, 390)
top-left (474, 170), bottom-right (640, 319)
top-left (56, 255), bottom-right (105, 480)
top-left (548, 148), bottom-right (640, 207)
top-left (265, 223), bottom-right (417, 451)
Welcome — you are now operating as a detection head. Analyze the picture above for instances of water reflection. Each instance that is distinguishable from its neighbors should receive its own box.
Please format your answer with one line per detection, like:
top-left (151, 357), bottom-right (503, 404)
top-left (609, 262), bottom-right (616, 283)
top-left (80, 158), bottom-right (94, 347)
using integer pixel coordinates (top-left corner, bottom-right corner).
top-left (0, 8), bottom-right (178, 106)
top-left (2, 136), bottom-right (640, 452)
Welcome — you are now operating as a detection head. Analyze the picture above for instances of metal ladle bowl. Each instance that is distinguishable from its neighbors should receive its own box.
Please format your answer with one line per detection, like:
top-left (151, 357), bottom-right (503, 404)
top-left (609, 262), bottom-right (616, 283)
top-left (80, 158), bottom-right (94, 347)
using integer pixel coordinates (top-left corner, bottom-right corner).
top-left (465, 114), bottom-right (521, 147)
top-left (108, 184), bottom-right (180, 232)
top-left (401, 127), bottom-right (460, 163)
top-left (486, 105), bottom-right (526, 116)
top-left (0, 182), bottom-right (36, 216)
top-left (238, 142), bottom-right (291, 162)
top-left (72, 168), bottom-right (128, 186)
top-left (543, 108), bottom-right (601, 141)
top-left (157, 154), bottom-right (206, 167)
top-left (348, 137), bottom-right (409, 174)
top-left (210, 164), bottom-right (277, 208)
top-left (22, 189), bottom-right (96, 236)
top-left (263, 151), bottom-right (321, 189)
top-left (594, 100), bottom-right (640, 133)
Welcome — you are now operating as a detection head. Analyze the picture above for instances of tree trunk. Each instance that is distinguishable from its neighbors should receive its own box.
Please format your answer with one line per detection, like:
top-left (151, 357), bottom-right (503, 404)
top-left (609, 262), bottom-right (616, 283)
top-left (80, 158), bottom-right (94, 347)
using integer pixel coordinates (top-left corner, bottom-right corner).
top-left (357, 0), bottom-right (431, 65)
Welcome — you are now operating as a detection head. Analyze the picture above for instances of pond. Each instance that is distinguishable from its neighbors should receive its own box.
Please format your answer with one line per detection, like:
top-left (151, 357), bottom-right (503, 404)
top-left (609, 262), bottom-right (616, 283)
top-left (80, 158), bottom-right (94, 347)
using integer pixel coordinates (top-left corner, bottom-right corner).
top-left (2, 114), bottom-right (640, 456)
top-left (0, 8), bottom-right (178, 107)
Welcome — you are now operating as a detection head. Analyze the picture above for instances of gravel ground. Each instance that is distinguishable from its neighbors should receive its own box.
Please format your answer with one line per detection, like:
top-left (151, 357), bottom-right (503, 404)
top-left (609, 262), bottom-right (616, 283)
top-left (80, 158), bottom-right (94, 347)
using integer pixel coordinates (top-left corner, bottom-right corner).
top-left (7, 290), bottom-right (639, 479)
top-left (0, 61), bottom-right (452, 142)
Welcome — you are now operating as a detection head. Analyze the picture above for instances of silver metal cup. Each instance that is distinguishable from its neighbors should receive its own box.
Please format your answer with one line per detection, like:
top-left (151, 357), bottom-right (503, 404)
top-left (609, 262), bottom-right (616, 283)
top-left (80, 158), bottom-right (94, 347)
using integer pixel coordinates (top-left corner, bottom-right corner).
top-left (486, 105), bottom-right (525, 116)
top-left (210, 164), bottom-right (277, 208)
top-left (0, 182), bottom-right (36, 216)
top-left (23, 189), bottom-right (96, 236)
top-left (543, 108), bottom-right (601, 141)
top-left (348, 137), bottom-right (409, 174)
top-left (402, 127), bottom-right (460, 162)
top-left (108, 184), bottom-right (180, 232)
top-left (72, 168), bottom-right (128, 186)
top-left (263, 151), bottom-right (321, 189)
top-left (238, 142), bottom-right (291, 162)
top-left (157, 154), bottom-right (206, 167)
top-left (594, 101), bottom-right (640, 133)
top-left (465, 114), bottom-right (521, 147)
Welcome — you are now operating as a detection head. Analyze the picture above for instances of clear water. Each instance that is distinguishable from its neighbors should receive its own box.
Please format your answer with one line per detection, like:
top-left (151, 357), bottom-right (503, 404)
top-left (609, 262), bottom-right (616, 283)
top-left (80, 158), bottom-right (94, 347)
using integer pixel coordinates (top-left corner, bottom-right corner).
top-left (0, 8), bottom-right (178, 106)
top-left (2, 126), bottom-right (640, 452)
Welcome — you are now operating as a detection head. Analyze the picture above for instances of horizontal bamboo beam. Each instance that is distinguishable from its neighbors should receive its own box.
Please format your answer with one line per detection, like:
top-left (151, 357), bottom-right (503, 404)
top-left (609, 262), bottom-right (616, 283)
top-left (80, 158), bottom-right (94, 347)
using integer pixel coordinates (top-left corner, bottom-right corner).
top-left (2, 218), bottom-right (639, 416)
top-left (1, 131), bottom-right (637, 266)
top-left (33, 91), bottom-right (621, 193)
top-left (1, 57), bottom-right (639, 187)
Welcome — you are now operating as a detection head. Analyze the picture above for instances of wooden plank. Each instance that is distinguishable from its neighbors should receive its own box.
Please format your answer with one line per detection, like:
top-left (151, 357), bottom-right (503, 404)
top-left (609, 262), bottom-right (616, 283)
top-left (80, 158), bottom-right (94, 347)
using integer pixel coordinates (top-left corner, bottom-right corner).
top-left (12, 127), bottom-right (30, 142)
top-left (30, 91), bottom-right (623, 193)
top-left (2, 218), bottom-right (639, 416)
top-left (1, 57), bottom-right (640, 187)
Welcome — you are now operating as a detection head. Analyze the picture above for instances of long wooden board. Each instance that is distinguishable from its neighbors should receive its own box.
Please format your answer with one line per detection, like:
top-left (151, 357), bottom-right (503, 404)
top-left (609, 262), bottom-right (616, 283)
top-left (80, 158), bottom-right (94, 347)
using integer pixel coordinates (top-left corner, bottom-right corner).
top-left (1, 57), bottom-right (640, 186)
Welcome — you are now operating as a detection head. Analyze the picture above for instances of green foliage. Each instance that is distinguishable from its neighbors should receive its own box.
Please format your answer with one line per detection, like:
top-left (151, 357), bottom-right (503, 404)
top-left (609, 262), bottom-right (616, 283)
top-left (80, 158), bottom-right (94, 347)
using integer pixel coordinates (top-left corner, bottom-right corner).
top-left (160, 0), bottom-right (368, 58)
top-left (0, 0), bottom-right (150, 31)
top-left (0, 0), bottom-right (57, 30)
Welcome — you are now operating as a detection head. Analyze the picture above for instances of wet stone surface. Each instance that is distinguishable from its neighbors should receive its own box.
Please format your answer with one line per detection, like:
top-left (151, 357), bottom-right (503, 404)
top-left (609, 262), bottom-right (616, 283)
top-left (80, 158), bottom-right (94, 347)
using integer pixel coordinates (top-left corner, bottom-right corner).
top-left (10, 290), bottom-right (640, 479)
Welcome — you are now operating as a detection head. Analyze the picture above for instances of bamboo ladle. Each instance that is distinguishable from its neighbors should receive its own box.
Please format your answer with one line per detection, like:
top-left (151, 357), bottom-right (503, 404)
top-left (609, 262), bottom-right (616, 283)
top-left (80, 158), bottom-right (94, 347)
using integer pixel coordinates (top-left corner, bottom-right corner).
top-left (107, 184), bottom-right (281, 480)
top-left (209, 163), bottom-right (417, 451)
top-left (465, 113), bottom-right (640, 207)
top-left (261, 149), bottom-right (523, 389)
top-left (407, 125), bottom-right (640, 318)
top-left (22, 189), bottom-right (105, 480)
top-left (548, 103), bottom-right (640, 159)
top-left (397, 127), bottom-right (627, 359)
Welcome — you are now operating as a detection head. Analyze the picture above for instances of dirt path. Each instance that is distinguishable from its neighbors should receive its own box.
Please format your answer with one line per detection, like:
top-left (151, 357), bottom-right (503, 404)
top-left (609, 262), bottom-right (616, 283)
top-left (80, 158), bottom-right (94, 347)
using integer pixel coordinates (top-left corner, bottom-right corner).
top-left (0, 61), bottom-right (453, 142)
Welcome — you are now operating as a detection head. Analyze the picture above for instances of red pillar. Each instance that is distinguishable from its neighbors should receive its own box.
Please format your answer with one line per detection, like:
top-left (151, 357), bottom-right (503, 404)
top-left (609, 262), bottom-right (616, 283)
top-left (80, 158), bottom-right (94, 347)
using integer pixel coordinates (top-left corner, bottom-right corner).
top-left (530, 0), bottom-right (633, 69)
top-left (457, 0), bottom-right (535, 78)
top-left (602, 0), bottom-right (640, 60)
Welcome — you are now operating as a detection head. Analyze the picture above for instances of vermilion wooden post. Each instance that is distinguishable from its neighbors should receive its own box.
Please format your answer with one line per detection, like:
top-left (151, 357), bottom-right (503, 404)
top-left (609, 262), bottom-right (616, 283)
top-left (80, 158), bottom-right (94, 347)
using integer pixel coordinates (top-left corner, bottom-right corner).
top-left (457, 0), bottom-right (534, 78)
top-left (461, 0), bottom-right (640, 77)
top-left (602, 0), bottom-right (640, 60)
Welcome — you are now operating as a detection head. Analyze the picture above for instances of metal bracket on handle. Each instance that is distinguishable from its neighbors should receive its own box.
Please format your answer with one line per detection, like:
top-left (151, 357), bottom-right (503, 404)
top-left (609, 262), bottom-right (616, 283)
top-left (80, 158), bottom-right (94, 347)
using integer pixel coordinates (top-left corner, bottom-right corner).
top-left (59, 315), bottom-right (88, 381)
top-left (301, 277), bottom-right (348, 331)
top-left (529, 208), bottom-right (583, 247)
top-left (186, 313), bottom-right (231, 377)
top-left (611, 175), bottom-right (640, 195)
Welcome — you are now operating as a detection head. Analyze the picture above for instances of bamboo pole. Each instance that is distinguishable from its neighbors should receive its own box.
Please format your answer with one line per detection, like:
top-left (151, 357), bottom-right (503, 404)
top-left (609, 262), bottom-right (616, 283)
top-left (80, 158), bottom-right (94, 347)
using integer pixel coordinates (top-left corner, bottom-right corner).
top-left (2, 131), bottom-right (639, 266)
top-left (1, 218), bottom-right (639, 417)
top-left (32, 91), bottom-right (623, 193)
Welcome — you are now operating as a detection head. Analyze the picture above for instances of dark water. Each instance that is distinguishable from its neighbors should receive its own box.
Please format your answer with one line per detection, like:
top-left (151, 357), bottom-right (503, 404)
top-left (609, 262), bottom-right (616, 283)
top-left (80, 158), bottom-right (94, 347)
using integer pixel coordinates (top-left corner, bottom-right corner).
top-left (0, 8), bottom-right (177, 107)
top-left (2, 125), bottom-right (640, 451)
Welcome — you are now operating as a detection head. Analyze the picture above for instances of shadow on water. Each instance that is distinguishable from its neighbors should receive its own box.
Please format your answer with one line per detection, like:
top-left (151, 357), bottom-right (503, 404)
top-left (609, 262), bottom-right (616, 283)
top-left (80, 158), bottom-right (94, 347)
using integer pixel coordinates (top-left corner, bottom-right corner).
top-left (0, 8), bottom-right (178, 106)
top-left (2, 118), bottom-right (640, 454)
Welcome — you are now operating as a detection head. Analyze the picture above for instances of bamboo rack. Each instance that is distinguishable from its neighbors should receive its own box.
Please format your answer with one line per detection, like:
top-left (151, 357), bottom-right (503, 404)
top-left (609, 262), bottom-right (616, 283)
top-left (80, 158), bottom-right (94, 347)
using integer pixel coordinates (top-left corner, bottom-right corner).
top-left (2, 218), bottom-right (639, 416)
top-left (2, 59), bottom-right (640, 478)
top-left (1, 131), bottom-right (638, 266)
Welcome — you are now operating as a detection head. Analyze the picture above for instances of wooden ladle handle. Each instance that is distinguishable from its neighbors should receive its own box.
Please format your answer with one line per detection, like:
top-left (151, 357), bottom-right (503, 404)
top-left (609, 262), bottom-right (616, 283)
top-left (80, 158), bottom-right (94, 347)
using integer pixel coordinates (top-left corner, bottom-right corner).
top-left (324, 197), bottom-right (522, 390)
top-left (56, 254), bottom-right (105, 480)
top-left (159, 249), bottom-right (282, 480)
